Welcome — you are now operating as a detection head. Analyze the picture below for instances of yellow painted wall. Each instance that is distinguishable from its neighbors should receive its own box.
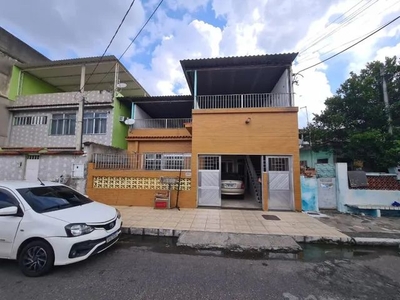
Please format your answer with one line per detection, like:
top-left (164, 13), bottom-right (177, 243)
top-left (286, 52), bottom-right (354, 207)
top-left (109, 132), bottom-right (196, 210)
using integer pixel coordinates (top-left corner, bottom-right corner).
top-left (191, 107), bottom-right (301, 211)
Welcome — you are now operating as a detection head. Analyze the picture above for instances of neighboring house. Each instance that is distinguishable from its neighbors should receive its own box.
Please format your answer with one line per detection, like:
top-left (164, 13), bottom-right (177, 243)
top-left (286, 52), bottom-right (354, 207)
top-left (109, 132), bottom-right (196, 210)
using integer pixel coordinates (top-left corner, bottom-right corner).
top-left (87, 53), bottom-right (302, 212)
top-left (299, 145), bottom-right (335, 168)
top-left (0, 55), bottom-right (148, 193)
top-left (0, 27), bottom-right (50, 146)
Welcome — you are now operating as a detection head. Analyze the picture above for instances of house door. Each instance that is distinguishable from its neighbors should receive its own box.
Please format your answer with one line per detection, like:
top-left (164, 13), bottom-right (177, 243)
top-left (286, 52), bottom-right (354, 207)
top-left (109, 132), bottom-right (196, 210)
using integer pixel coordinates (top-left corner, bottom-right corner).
top-left (25, 155), bottom-right (40, 181)
top-left (266, 156), bottom-right (294, 211)
top-left (198, 155), bottom-right (221, 207)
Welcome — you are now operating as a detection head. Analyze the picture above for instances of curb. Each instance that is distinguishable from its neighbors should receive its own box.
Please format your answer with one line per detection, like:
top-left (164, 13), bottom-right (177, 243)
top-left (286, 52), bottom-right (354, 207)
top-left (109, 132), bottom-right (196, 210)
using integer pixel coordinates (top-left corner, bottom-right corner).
top-left (122, 226), bottom-right (352, 245)
top-left (351, 237), bottom-right (400, 247)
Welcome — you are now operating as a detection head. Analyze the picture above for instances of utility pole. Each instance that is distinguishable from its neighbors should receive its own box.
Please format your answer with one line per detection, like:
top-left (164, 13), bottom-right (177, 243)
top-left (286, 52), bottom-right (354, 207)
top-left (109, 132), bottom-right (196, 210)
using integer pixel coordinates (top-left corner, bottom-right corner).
top-left (381, 67), bottom-right (393, 135)
top-left (76, 65), bottom-right (85, 151)
top-left (300, 106), bottom-right (313, 167)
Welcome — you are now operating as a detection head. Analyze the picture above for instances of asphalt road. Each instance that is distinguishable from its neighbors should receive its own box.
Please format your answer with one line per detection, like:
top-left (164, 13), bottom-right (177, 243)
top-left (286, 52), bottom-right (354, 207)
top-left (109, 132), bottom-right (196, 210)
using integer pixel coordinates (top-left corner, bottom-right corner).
top-left (0, 237), bottom-right (399, 300)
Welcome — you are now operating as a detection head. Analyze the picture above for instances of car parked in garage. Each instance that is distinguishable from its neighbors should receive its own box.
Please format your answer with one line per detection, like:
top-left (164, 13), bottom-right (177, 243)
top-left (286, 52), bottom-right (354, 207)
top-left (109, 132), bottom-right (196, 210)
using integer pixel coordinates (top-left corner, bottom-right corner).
top-left (221, 173), bottom-right (245, 198)
top-left (0, 181), bottom-right (122, 277)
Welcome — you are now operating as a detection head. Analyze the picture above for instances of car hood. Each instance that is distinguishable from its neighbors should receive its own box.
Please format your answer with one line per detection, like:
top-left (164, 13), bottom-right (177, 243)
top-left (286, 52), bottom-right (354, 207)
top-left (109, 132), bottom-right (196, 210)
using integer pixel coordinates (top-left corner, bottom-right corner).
top-left (43, 202), bottom-right (117, 224)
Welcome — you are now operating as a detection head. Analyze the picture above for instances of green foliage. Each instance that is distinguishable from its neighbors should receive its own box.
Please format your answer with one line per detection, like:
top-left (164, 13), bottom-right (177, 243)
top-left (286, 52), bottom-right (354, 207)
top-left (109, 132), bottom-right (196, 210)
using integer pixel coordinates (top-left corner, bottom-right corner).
top-left (310, 56), bottom-right (400, 171)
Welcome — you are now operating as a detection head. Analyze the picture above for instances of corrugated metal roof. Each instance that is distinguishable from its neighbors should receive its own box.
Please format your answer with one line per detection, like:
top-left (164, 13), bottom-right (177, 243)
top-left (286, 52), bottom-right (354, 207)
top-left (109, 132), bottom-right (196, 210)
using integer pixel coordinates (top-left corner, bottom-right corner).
top-left (119, 95), bottom-right (193, 103)
top-left (180, 53), bottom-right (298, 70)
top-left (16, 55), bottom-right (118, 69)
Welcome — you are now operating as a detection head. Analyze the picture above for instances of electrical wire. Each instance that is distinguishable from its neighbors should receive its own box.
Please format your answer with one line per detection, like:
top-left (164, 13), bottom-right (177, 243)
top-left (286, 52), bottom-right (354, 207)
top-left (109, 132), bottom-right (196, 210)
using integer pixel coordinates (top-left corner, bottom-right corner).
top-left (299, 0), bottom-right (378, 55)
top-left (296, 0), bottom-right (400, 67)
top-left (88, 0), bottom-right (165, 93)
top-left (84, 0), bottom-right (136, 86)
top-left (296, 15), bottom-right (400, 74)
top-left (298, 0), bottom-right (398, 63)
top-left (297, 0), bottom-right (365, 53)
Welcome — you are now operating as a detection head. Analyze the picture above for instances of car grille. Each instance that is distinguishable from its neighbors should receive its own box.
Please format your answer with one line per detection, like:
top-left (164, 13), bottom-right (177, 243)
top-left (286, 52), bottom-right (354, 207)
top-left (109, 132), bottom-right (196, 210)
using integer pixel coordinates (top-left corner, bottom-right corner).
top-left (94, 220), bottom-right (116, 231)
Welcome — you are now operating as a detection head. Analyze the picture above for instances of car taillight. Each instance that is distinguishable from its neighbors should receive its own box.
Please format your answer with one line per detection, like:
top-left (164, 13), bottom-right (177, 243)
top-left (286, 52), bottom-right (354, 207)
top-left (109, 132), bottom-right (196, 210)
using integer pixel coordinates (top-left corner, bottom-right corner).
top-left (241, 182), bottom-right (245, 189)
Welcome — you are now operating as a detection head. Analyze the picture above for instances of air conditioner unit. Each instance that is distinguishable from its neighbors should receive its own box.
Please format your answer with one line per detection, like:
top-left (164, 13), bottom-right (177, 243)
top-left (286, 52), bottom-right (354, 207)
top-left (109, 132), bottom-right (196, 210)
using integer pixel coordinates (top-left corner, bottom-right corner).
top-left (119, 116), bottom-right (126, 123)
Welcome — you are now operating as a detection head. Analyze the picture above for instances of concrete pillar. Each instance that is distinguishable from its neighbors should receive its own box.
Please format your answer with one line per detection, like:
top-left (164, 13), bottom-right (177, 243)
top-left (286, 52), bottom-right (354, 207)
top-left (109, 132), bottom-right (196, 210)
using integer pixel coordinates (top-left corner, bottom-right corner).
top-left (76, 65), bottom-right (85, 151)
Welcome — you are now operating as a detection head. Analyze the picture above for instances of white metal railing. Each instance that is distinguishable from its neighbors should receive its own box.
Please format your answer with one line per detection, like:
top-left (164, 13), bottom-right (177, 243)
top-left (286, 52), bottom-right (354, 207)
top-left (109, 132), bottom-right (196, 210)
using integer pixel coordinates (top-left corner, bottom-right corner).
top-left (131, 118), bottom-right (192, 129)
top-left (93, 153), bottom-right (191, 170)
top-left (196, 93), bottom-right (292, 109)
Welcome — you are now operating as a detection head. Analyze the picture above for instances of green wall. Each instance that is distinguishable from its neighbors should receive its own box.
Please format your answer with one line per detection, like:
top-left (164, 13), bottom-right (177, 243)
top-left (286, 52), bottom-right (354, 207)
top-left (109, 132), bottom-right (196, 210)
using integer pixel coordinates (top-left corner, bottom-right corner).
top-left (8, 66), bottom-right (60, 100)
top-left (300, 148), bottom-right (334, 168)
top-left (112, 98), bottom-right (131, 149)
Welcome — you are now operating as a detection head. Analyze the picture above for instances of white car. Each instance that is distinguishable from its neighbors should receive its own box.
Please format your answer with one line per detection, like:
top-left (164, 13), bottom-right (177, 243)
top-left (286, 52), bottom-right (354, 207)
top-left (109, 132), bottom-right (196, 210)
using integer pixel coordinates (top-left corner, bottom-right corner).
top-left (0, 181), bottom-right (122, 277)
top-left (221, 173), bottom-right (245, 198)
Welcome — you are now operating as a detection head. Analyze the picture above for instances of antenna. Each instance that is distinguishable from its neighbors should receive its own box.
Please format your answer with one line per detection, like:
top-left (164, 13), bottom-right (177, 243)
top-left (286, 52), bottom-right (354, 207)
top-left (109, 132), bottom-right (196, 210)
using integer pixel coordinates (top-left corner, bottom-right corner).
top-left (117, 82), bottom-right (127, 89)
top-left (37, 177), bottom-right (45, 186)
top-left (124, 118), bottom-right (135, 125)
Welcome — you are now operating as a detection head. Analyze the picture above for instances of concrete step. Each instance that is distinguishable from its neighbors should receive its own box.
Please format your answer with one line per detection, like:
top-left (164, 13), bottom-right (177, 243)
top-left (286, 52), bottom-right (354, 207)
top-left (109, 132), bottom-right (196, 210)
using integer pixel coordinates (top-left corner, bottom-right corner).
top-left (177, 231), bottom-right (302, 253)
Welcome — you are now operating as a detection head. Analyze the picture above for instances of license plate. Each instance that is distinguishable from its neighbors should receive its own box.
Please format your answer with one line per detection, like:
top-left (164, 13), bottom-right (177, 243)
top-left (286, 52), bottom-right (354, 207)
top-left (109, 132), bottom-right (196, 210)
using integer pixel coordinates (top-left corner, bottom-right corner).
top-left (224, 184), bottom-right (236, 188)
top-left (106, 231), bottom-right (119, 243)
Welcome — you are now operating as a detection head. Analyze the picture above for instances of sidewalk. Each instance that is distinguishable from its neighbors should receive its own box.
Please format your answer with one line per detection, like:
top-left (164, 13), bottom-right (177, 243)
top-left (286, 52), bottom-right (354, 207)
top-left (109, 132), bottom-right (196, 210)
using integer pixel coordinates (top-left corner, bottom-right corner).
top-left (117, 206), bottom-right (350, 244)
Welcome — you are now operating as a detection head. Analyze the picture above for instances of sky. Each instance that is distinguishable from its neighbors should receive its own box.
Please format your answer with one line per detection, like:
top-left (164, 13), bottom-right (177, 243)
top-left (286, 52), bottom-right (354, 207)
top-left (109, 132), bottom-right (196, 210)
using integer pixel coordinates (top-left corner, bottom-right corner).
top-left (1, 0), bottom-right (399, 128)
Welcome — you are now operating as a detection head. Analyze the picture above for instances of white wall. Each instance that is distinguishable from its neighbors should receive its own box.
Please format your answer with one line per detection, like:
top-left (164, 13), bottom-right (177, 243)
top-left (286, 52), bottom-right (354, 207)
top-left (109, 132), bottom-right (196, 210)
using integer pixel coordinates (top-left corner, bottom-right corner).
top-left (336, 163), bottom-right (400, 213)
top-left (272, 69), bottom-right (289, 94)
top-left (134, 104), bottom-right (150, 119)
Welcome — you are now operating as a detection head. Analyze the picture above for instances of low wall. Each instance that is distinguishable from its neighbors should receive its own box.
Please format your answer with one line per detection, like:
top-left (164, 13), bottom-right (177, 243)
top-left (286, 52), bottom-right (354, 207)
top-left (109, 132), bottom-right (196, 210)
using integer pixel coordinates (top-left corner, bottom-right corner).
top-left (301, 176), bottom-right (318, 212)
top-left (336, 163), bottom-right (400, 213)
top-left (86, 163), bottom-right (196, 208)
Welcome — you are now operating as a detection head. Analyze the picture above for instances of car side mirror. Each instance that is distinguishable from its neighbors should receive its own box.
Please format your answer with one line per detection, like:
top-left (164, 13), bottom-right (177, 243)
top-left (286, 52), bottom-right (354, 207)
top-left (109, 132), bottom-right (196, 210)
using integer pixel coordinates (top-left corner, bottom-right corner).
top-left (0, 206), bottom-right (18, 216)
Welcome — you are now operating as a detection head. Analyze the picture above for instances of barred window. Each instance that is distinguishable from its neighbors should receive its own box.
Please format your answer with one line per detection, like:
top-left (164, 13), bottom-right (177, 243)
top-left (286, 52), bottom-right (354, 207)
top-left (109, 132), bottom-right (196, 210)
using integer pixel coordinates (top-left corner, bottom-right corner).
top-left (144, 153), bottom-right (191, 171)
top-left (144, 154), bottom-right (162, 170)
top-left (50, 113), bottom-right (76, 135)
top-left (83, 112), bottom-right (107, 134)
top-left (14, 116), bottom-right (47, 126)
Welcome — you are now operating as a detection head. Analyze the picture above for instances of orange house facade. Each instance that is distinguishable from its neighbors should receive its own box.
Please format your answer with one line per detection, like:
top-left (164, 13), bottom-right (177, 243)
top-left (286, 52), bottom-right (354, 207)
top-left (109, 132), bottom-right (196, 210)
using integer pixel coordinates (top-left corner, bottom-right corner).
top-left (87, 53), bottom-right (301, 211)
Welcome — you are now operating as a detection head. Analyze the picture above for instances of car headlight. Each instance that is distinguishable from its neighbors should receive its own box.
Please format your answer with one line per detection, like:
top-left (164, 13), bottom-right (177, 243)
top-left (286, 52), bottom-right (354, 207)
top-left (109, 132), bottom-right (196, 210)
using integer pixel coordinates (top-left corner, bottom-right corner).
top-left (116, 208), bottom-right (121, 219)
top-left (65, 224), bottom-right (94, 237)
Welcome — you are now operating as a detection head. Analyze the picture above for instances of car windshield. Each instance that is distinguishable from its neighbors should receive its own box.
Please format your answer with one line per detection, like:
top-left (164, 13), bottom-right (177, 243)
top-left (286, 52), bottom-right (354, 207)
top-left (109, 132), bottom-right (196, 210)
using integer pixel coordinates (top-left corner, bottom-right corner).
top-left (17, 185), bottom-right (92, 213)
top-left (222, 173), bottom-right (242, 180)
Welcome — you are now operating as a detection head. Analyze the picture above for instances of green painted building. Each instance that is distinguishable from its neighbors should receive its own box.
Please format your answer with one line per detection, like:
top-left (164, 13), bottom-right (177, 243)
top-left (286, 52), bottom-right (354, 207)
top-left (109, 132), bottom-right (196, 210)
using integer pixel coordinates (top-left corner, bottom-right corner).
top-left (300, 146), bottom-right (335, 168)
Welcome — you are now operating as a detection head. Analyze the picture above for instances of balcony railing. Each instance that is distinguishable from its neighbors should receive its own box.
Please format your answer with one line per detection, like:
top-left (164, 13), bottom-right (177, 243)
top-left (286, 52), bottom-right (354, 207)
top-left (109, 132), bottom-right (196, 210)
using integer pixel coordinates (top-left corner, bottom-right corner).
top-left (93, 153), bottom-right (191, 170)
top-left (196, 93), bottom-right (292, 109)
top-left (131, 118), bottom-right (192, 129)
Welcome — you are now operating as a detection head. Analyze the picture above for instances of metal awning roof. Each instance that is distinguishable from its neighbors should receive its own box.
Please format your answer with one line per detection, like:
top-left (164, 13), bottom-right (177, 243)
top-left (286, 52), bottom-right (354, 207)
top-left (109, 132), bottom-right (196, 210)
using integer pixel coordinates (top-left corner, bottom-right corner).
top-left (120, 95), bottom-right (193, 118)
top-left (16, 55), bottom-right (148, 97)
top-left (180, 53), bottom-right (298, 95)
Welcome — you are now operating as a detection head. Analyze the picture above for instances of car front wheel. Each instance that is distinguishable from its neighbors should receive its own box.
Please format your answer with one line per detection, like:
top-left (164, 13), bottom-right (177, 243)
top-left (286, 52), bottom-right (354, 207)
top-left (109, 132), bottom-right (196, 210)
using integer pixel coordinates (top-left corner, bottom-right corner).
top-left (18, 240), bottom-right (54, 277)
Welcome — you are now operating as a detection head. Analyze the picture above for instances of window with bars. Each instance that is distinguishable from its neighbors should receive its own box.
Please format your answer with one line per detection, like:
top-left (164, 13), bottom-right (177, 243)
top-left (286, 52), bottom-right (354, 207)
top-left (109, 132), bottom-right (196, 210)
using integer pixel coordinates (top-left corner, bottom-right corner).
top-left (13, 116), bottom-right (47, 126)
top-left (50, 113), bottom-right (76, 135)
top-left (83, 112), bottom-right (107, 134)
top-left (144, 153), bottom-right (191, 171)
top-left (268, 157), bottom-right (289, 171)
top-left (198, 156), bottom-right (220, 170)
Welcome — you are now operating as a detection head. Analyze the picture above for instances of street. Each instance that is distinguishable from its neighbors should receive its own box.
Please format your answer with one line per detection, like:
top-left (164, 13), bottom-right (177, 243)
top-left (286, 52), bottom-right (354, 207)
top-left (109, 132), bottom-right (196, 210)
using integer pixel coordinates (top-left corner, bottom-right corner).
top-left (0, 237), bottom-right (399, 300)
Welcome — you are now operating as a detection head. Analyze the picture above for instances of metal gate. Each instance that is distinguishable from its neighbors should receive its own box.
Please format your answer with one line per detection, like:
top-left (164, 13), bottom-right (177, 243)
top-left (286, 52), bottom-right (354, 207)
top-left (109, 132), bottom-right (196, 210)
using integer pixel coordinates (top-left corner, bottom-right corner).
top-left (25, 155), bottom-right (40, 181)
top-left (318, 177), bottom-right (336, 209)
top-left (198, 155), bottom-right (221, 207)
top-left (265, 156), bottom-right (294, 210)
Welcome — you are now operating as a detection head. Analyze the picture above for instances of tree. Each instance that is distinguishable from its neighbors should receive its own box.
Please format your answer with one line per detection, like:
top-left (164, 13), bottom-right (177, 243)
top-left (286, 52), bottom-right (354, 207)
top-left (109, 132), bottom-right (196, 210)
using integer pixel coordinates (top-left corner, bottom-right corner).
top-left (309, 56), bottom-right (400, 171)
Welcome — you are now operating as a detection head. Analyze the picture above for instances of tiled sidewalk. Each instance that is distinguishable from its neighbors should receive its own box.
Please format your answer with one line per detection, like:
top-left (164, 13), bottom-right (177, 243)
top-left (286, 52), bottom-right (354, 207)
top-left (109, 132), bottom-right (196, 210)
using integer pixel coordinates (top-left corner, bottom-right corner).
top-left (117, 206), bottom-right (350, 242)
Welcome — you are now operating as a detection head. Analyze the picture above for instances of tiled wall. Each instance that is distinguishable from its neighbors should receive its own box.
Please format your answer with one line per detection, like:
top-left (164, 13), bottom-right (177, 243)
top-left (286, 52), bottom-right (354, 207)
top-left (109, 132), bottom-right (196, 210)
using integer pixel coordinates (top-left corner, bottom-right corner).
top-left (0, 156), bottom-right (25, 180)
top-left (9, 108), bottom-right (114, 147)
top-left (15, 90), bottom-right (113, 106)
top-left (38, 155), bottom-right (88, 193)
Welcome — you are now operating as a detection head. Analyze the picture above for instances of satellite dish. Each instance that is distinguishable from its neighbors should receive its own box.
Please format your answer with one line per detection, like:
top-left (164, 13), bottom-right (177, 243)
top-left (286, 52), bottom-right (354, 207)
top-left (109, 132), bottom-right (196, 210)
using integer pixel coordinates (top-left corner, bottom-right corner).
top-left (124, 118), bottom-right (135, 125)
top-left (117, 82), bottom-right (127, 89)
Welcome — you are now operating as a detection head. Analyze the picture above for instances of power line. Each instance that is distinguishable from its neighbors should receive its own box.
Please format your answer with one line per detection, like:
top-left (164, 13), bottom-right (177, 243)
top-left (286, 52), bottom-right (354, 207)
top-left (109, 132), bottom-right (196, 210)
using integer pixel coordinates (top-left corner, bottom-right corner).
top-left (296, 0), bottom-right (399, 66)
top-left (299, 0), bottom-right (378, 55)
top-left (83, 0), bottom-right (136, 89)
top-left (89, 0), bottom-right (165, 93)
top-left (298, 0), bottom-right (365, 53)
top-left (296, 15), bottom-right (400, 74)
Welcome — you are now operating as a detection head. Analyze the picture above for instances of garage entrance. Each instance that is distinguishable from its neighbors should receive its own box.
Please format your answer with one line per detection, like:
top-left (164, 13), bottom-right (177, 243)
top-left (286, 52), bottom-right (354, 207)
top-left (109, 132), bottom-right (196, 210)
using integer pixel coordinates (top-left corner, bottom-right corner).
top-left (197, 155), bottom-right (221, 207)
top-left (220, 155), bottom-right (262, 210)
